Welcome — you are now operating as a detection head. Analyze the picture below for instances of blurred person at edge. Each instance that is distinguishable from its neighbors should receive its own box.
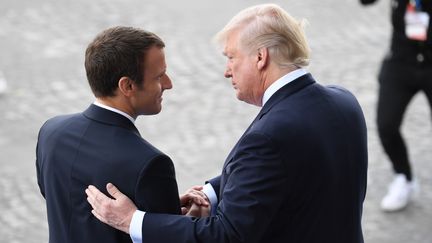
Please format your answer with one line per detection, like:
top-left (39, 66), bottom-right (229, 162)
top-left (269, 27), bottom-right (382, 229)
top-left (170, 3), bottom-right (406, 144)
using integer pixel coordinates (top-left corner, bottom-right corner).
top-left (360, 0), bottom-right (432, 212)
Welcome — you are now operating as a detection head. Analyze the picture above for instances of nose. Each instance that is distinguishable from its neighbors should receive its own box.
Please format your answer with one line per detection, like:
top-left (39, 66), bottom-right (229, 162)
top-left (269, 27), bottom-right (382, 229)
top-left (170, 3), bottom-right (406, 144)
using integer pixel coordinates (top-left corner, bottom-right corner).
top-left (224, 65), bottom-right (232, 79)
top-left (163, 74), bottom-right (173, 90)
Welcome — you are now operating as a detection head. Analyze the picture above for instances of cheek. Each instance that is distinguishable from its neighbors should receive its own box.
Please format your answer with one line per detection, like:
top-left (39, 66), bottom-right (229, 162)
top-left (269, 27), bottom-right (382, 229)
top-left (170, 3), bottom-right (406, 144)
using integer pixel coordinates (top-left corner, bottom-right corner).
top-left (155, 84), bottom-right (164, 99)
top-left (232, 62), bottom-right (245, 80)
top-left (149, 82), bottom-right (162, 94)
top-left (238, 66), bottom-right (254, 81)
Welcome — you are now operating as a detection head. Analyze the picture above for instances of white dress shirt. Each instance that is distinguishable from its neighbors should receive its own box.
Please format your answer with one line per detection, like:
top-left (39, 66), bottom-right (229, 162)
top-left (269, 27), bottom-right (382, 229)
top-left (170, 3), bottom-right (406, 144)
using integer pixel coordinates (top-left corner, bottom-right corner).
top-left (93, 101), bottom-right (136, 124)
top-left (129, 68), bottom-right (308, 243)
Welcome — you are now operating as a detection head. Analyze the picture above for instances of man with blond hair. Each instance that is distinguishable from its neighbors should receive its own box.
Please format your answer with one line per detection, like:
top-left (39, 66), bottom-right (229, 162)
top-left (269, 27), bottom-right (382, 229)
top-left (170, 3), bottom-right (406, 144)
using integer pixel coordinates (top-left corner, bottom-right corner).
top-left (85, 4), bottom-right (368, 243)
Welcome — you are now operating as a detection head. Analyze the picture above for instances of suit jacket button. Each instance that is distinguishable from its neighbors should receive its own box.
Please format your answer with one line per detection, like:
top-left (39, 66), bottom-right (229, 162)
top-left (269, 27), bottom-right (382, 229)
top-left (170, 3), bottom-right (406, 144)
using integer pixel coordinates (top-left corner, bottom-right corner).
top-left (417, 53), bottom-right (424, 63)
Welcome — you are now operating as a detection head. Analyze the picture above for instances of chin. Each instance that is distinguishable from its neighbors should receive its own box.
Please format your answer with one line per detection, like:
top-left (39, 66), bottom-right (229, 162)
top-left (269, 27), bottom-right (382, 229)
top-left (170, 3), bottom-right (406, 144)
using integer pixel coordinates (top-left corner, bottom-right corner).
top-left (235, 92), bottom-right (243, 100)
top-left (141, 108), bottom-right (162, 116)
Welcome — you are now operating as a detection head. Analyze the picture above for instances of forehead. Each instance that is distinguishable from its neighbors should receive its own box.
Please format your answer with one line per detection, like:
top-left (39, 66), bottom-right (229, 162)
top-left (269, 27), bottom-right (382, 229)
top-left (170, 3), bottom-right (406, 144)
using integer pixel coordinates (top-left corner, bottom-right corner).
top-left (223, 30), bottom-right (241, 54)
top-left (144, 46), bottom-right (166, 72)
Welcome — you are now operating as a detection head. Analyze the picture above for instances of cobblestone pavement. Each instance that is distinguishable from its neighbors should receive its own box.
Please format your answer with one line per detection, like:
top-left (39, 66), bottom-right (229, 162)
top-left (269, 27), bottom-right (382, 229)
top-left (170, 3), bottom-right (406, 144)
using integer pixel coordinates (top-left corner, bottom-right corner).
top-left (0, 0), bottom-right (431, 242)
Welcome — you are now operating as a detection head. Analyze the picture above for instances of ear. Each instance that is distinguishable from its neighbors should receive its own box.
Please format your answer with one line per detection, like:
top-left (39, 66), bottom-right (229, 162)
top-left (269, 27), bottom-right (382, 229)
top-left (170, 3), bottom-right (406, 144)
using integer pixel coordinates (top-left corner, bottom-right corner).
top-left (257, 47), bottom-right (269, 70)
top-left (117, 77), bottom-right (134, 97)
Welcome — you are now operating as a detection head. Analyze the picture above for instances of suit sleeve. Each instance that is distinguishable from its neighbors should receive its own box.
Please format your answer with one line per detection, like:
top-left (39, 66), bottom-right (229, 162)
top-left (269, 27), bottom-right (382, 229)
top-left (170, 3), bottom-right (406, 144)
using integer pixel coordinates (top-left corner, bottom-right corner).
top-left (206, 175), bottom-right (221, 199)
top-left (142, 132), bottom-right (288, 243)
top-left (134, 155), bottom-right (181, 215)
top-left (35, 128), bottom-right (45, 198)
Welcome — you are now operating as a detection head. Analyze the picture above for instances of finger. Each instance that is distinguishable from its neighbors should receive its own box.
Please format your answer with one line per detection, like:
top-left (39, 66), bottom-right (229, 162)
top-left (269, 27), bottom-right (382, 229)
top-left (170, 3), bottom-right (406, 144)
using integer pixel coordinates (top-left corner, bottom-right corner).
top-left (191, 185), bottom-right (203, 191)
top-left (200, 204), bottom-right (211, 217)
top-left (88, 185), bottom-right (102, 194)
top-left (85, 187), bottom-right (92, 197)
top-left (180, 194), bottom-right (196, 206)
top-left (180, 191), bottom-right (198, 205)
top-left (86, 188), bottom-right (102, 210)
top-left (190, 192), bottom-right (209, 206)
top-left (87, 185), bottom-right (105, 201)
top-left (85, 186), bottom-right (97, 200)
top-left (86, 190), bottom-right (97, 209)
top-left (191, 197), bottom-right (207, 206)
top-left (179, 195), bottom-right (188, 205)
top-left (183, 186), bottom-right (203, 195)
top-left (191, 189), bottom-right (206, 198)
top-left (188, 197), bottom-right (206, 207)
top-left (106, 183), bottom-right (123, 200)
top-left (182, 191), bottom-right (209, 206)
top-left (91, 209), bottom-right (108, 225)
top-left (181, 207), bottom-right (188, 215)
top-left (88, 185), bottom-right (112, 203)
top-left (186, 203), bottom-right (201, 217)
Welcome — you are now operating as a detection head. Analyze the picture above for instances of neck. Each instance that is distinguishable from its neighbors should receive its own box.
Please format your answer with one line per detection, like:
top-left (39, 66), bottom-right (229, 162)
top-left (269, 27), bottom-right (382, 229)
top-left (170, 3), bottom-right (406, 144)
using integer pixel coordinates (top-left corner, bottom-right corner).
top-left (257, 64), bottom-right (299, 106)
top-left (265, 65), bottom-right (299, 88)
top-left (96, 97), bottom-right (137, 119)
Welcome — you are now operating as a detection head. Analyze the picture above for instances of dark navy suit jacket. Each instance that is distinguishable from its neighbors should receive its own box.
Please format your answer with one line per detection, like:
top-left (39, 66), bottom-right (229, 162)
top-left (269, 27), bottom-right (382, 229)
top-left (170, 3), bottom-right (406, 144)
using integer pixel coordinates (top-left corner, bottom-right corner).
top-left (36, 104), bottom-right (181, 243)
top-left (142, 74), bottom-right (368, 243)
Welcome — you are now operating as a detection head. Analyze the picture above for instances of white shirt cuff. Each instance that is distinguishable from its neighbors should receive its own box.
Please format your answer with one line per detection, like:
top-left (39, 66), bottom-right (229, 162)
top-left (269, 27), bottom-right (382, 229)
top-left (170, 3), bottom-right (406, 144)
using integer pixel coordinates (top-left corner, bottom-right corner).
top-left (202, 183), bottom-right (218, 216)
top-left (129, 210), bottom-right (145, 243)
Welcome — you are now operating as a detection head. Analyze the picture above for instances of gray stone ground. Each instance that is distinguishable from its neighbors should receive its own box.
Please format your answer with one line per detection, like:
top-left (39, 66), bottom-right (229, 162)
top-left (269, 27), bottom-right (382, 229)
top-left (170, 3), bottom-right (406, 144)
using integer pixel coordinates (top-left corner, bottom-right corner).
top-left (0, 0), bottom-right (431, 242)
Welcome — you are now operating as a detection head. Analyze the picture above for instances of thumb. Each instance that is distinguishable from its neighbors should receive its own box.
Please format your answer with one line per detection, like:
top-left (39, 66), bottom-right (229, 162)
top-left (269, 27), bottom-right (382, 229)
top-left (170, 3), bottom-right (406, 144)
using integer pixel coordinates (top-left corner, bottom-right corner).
top-left (181, 207), bottom-right (188, 215)
top-left (106, 183), bottom-right (122, 199)
top-left (186, 203), bottom-right (200, 217)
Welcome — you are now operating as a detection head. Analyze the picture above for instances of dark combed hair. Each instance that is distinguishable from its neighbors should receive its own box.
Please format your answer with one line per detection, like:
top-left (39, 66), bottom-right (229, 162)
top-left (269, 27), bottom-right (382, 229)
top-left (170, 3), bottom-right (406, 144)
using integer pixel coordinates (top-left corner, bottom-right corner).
top-left (85, 26), bottom-right (165, 97)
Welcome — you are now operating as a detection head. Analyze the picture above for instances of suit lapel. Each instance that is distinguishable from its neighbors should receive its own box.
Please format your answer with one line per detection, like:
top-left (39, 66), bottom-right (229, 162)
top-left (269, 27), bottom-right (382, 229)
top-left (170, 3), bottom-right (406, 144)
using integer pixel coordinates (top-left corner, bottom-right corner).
top-left (256, 73), bottom-right (315, 121)
top-left (221, 74), bottom-right (316, 188)
top-left (223, 114), bottom-right (259, 165)
top-left (82, 104), bottom-right (141, 137)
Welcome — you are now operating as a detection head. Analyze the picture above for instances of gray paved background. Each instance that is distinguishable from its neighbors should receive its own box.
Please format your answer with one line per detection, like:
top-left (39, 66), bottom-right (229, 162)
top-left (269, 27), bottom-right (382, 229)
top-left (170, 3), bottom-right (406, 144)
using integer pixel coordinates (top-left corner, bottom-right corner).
top-left (0, 0), bottom-right (431, 242)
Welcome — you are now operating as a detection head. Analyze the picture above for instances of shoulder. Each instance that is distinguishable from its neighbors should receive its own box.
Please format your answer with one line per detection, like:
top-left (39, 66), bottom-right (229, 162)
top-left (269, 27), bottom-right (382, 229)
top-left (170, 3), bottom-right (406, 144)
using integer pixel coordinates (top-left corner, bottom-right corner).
top-left (252, 83), bottom-right (362, 137)
top-left (324, 85), bottom-right (354, 97)
top-left (39, 112), bottom-right (83, 135)
top-left (132, 141), bottom-right (175, 181)
top-left (43, 113), bottom-right (80, 125)
top-left (136, 138), bottom-right (168, 159)
top-left (323, 85), bottom-right (363, 114)
top-left (114, 127), bottom-right (166, 157)
top-left (113, 132), bottom-right (171, 168)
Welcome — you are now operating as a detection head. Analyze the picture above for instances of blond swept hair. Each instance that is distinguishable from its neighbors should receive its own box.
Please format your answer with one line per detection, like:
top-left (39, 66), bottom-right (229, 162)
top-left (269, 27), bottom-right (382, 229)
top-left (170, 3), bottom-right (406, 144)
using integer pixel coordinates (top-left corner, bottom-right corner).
top-left (215, 4), bottom-right (310, 68)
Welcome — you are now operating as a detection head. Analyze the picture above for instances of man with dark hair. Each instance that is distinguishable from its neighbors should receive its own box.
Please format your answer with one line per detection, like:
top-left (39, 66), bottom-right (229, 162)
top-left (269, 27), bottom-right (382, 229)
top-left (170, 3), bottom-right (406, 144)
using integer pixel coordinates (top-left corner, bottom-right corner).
top-left (36, 26), bottom-right (202, 243)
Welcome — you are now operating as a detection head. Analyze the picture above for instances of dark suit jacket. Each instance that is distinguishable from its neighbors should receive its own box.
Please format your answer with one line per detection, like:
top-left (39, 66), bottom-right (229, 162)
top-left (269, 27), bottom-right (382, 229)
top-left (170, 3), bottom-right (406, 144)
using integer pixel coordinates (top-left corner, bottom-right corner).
top-left (36, 104), bottom-right (181, 243)
top-left (142, 74), bottom-right (368, 243)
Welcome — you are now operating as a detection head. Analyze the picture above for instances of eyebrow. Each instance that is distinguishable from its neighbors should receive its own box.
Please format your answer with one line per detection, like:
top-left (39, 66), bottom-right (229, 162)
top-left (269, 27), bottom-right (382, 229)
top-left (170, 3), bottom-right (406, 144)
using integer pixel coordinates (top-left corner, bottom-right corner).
top-left (156, 69), bottom-right (166, 77)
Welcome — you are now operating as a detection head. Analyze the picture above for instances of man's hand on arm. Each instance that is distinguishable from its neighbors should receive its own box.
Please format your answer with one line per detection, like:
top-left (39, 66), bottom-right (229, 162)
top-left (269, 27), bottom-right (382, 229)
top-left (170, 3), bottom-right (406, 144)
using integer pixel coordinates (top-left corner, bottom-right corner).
top-left (85, 183), bottom-right (212, 234)
top-left (85, 183), bottom-right (137, 234)
top-left (179, 185), bottom-right (210, 217)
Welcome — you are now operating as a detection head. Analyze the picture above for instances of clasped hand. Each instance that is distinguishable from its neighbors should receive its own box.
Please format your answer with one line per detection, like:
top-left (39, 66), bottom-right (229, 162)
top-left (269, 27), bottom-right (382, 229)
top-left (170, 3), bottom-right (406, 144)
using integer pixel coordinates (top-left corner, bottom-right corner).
top-left (85, 183), bottom-right (210, 234)
top-left (180, 185), bottom-right (211, 217)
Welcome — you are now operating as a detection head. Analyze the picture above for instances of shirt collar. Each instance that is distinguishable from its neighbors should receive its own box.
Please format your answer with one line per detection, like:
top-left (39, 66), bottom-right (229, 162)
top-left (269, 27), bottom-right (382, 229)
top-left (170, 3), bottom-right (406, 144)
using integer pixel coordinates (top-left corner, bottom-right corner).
top-left (93, 101), bottom-right (136, 124)
top-left (262, 68), bottom-right (308, 106)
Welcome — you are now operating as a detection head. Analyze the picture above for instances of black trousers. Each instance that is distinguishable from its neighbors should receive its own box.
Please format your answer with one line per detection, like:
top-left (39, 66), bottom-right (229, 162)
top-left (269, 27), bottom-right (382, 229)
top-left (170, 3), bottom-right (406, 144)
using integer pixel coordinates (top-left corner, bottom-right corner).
top-left (377, 59), bottom-right (432, 181)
